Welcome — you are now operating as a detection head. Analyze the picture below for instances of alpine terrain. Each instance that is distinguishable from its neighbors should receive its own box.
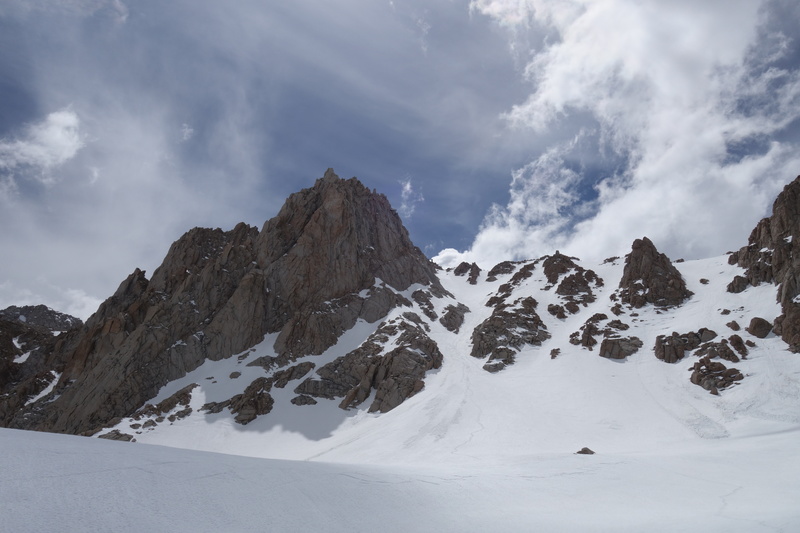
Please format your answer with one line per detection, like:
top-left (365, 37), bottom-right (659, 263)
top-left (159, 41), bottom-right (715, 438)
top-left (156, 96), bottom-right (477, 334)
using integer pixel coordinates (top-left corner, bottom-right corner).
top-left (1, 169), bottom-right (799, 532)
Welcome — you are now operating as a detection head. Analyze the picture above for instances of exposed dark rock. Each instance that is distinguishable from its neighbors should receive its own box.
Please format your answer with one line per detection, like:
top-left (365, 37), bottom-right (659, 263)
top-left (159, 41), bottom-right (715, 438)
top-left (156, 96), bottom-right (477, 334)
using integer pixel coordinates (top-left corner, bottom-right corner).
top-left (607, 320), bottom-right (630, 331)
top-left (229, 377), bottom-right (274, 424)
top-left (229, 371), bottom-right (241, 379)
top-left (576, 447), bottom-right (595, 455)
top-left (728, 176), bottom-right (800, 350)
top-left (541, 253), bottom-right (602, 312)
top-left (246, 356), bottom-right (277, 371)
top-left (618, 237), bottom-right (692, 308)
top-left (454, 262), bottom-right (481, 284)
top-left (471, 297), bottom-right (550, 372)
top-left (727, 275), bottom-right (749, 293)
top-left (569, 313), bottom-right (642, 359)
top-left (599, 336), bottom-right (642, 359)
top-left (547, 304), bottom-right (567, 319)
top-left (200, 399), bottom-right (231, 414)
top-left (486, 261), bottom-right (517, 281)
top-left (272, 362), bottom-right (315, 389)
top-left (726, 320), bottom-right (741, 331)
top-left (486, 262), bottom-right (538, 308)
top-left (291, 395), bottom-right (318, 406)
top-left (654, 329), bottom-right (717, 364)
top-left (98, 429), bottom-right (135, 441)
top-left (295, 316), bottom-right (443, 413)
top-left (695, 339), bottom-right (740, 363)
top-left (412, 290), bottom-right (438, 321)
top-left (543, 252), bottom-right (576, 285)
top-left (728, 335), bottom-right (748, 358)
top-left (689, 357), bottom-right (743, 394)
top-left (550, 348), bottom-right (560, 359)
top-left (747, 317), bottom-right (772, 339)
top-left (439, 303), bottom-right (470, 333)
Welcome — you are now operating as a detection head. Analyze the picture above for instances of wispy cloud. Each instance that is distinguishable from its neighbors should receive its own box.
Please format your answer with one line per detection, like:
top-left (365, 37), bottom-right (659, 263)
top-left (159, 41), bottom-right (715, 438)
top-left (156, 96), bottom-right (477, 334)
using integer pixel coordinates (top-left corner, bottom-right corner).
top-left (438, 0), bottom-right (800, 267)
top-left (399, 178), bottom-right (424, 218)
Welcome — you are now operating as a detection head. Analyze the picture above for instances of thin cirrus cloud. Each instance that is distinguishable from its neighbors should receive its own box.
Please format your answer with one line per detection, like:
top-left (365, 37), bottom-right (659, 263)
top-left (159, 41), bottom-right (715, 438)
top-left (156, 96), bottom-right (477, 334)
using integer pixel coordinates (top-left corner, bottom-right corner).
top-left (436, 0), bottom-right (800, 267)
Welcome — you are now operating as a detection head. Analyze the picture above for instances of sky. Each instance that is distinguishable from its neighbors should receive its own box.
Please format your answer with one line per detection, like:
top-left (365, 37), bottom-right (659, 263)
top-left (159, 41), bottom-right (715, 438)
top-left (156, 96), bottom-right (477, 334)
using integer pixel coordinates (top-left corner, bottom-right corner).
top-left (1, 0), bottom-right (799, 319)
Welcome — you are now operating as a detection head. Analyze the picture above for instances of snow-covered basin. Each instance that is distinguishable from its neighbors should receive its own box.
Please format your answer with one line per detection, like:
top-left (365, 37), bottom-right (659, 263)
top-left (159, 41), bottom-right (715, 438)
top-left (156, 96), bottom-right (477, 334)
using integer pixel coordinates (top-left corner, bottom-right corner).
top-left (1, 426), bottom-right (798, 532)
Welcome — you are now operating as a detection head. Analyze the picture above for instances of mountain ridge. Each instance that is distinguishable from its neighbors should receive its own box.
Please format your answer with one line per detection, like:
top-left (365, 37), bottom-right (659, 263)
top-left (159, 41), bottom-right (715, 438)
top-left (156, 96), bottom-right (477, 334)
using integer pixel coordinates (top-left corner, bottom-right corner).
top-left (0, 170), bottom-right (798, 457)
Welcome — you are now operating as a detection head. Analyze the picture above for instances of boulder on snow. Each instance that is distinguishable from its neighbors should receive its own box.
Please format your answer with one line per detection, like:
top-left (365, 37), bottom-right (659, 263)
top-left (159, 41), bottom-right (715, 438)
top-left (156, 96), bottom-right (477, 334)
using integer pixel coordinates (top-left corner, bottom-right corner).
top-left (747, 317), bottom-right (772, 339)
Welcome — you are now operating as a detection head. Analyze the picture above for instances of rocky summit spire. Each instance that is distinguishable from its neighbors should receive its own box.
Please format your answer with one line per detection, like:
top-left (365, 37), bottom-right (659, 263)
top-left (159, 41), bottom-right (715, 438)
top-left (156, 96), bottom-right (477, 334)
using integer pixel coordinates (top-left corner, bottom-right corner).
top-left (2, 169), bottom-right (443, 435)
top-left (618, 237), bottom-right (692, 308)
top-left (256, 168), bottom-right (443, 360)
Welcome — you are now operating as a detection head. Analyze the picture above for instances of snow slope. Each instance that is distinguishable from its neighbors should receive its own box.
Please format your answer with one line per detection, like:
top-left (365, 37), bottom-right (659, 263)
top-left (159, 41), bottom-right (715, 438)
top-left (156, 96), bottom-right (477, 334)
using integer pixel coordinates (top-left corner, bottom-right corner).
top-left (2, 426), bottom-right (798, 532)
top-left (3, 254), bottom-right (800, 531)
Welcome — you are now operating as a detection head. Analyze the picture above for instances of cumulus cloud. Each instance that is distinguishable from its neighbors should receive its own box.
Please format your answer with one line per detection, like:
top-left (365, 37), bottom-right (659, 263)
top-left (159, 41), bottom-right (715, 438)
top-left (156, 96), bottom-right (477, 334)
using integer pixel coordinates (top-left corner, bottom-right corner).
top-left (443, 0), bottom-right (800, 266)
top-left (398, 178), bottom-right (424, 218)
top-left (0, 109), bottom-right (85, 189)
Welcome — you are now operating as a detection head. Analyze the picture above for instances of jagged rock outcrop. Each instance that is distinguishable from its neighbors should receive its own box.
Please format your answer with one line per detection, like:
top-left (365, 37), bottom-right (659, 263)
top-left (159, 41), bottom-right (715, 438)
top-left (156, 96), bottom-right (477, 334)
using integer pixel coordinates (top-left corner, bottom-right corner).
top-left (294, 314), bottom-right (443, 413)
top-left (618, 237), bottom-right (692, 308)
top-left (471, 296), bottom-right (550, 372)
top-left (229, 378), bottom-right (275, 425)
top-left (2, 169), bottom-right (445, 435)
top-left (439, 303), bottom-right (470, 333)
top-left (654, 329), bottom-right (717, 364)
top-left (542, 253), bottom-right (603, 314)
top-left (568, 313), bottom-right (640, 358)
top-left (486, 261), bottom-right (537, 307)
top-left (728, 176), bottom-right (800, 350)
top-left (454, 262), bottom-right (481, 284)
top-left (689, 357), bottom-right (743, 395)
top-left (486, 261), bottom-right (517, 282)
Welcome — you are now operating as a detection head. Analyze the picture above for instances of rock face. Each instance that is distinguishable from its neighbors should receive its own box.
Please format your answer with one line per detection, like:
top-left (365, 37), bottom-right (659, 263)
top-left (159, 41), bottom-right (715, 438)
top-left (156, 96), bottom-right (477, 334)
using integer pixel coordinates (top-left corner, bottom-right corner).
top-left (728, 176), bottom-right (800, 350)
top-left (472, 296), bottom-right (550, 373)
top-left (454, 262), bottom-right (481, 284)
top-left (618, 237), bottom-right (692, 308)
top-left (654, 329), bottom-right (717, 364)
top-left (295, 314), bottom-right (443, 413)
top-left (1, 170), bottom-right (444, 435)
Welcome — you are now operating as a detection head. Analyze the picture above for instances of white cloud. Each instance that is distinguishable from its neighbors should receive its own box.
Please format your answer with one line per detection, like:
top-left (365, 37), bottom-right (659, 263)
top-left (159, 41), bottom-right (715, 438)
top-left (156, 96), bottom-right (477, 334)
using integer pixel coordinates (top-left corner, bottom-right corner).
top-left (449, 0), bottom-right (800, 265)
top-left (399, 178), bottom-right (424, 218)
top-left (180, 123), bottom-right (195, 142)
top-left (0, 109), bottom-right (85, 189)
